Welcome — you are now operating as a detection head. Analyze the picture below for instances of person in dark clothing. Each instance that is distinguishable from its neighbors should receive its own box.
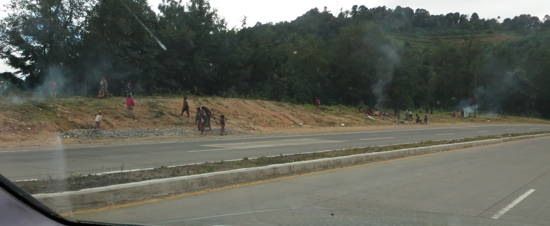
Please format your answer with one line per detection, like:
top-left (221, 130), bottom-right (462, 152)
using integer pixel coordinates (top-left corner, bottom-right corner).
top-left (424, 115), bottom-right (428, 125)
top-left (416, 114), bottom-right (422, 124)
top-left (461, 108), bottom-right (465, 118)
top-left (315, 97), bottom-right (320, 109)
top-left (125, 82), bottom-right (132, 98)
top-left (180, 96), bottom-right (190, 117)
top-left (220, 115), bottom-right (227, 135)
top-left (202, 106), bottom-right (212, 131)
top-left (195, 107), bottom-right (205, 134)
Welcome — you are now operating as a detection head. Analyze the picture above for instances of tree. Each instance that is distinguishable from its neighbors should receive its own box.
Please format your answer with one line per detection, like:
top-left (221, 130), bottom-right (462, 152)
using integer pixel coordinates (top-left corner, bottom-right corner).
top-left (80, 0), bottom-right (160, 95)
top-left (470, 12), bottom-right (479, 22)
top-left (502, 70), bottom-right (536, 115)
top-left (0, 0), bottom-right (93, 87)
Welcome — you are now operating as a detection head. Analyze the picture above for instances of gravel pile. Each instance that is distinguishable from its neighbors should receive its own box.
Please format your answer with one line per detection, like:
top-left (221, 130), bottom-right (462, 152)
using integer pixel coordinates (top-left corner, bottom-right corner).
top-left (60, 128), bottom-right (191, 139)
top-left (60, 127), bottom-right (245, 139)
top-left (191, 127), bottom-right (245, 136)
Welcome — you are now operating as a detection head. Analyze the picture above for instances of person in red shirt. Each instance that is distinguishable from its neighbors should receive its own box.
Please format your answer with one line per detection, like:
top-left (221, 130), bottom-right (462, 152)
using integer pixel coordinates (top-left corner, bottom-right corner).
top-left (126, 97), bottom-right (135, 118)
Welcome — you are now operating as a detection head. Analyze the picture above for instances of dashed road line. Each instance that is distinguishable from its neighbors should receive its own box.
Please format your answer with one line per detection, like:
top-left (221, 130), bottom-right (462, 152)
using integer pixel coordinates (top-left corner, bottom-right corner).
top-left (360, 137), bottom-right (395, 141)
top-left (492, 189), bottom-right (535, 219)
top-left (435, 133), bottom-right (455, 136)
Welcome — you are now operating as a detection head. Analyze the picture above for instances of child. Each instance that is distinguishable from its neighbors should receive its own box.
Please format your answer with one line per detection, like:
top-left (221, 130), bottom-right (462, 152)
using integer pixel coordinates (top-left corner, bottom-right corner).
top-left (126, 97), bottom-right (135, 118)
top-left (220, 115), bottom-right (228, 135)
top-left (424, 115), bottom-right (428, 125)
top-left (95, 111), bottom-right (102, 129)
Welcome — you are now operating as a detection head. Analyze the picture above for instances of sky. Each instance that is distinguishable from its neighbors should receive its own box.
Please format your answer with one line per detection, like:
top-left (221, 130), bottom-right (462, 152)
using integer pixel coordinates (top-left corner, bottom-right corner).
top-left (0, 0), bottom-right (549, 73)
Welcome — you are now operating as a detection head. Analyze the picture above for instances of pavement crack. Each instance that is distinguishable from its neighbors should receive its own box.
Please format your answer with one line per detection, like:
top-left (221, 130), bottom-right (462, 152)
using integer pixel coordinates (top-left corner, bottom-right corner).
top-left (475, 166), bottom-right (550, 217)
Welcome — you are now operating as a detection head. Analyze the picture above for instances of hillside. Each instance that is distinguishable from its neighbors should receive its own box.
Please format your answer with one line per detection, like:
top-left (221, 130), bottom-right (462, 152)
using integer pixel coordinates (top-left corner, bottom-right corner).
top-left (1, 96), bottom-right (548, 148)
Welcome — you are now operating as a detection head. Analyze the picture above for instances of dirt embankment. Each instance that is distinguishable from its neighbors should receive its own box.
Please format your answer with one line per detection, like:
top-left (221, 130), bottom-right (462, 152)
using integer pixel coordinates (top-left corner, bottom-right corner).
top-left (0, 96), bottom-right (548, 148)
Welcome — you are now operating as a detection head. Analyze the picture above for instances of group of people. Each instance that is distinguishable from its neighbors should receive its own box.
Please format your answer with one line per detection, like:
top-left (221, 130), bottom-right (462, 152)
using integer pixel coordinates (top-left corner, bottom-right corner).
top-left (92, 80), bottom-right (228, 135)
top-left (358, 108), bottom-right (429, 125)
top-left (95, 96), bottom-right (229, 136)
top-left (194, 105), bottom-right (227, 136)
top-left (363, 109), bottom-right (389, 117)
top-left (98, 77), bottom-right (133, 99)
top-left (452, 108), bottom-right (466, 118)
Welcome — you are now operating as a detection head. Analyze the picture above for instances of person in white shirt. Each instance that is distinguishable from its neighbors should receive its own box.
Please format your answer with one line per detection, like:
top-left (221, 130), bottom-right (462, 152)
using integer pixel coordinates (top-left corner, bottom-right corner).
top-left (95, 111), bottom-right (102, 129)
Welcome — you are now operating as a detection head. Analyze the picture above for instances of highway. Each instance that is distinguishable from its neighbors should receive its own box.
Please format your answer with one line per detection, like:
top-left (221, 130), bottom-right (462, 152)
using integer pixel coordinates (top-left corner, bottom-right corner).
top-left (0, 124), bottom-right (549, 181)
top-left (70, 136), bottom-right (550, 226)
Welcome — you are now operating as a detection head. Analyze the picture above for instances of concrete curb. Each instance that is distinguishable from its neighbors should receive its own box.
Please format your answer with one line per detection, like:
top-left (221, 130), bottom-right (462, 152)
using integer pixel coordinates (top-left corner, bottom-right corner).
top-left (34, 134), bottom-right (549, 213)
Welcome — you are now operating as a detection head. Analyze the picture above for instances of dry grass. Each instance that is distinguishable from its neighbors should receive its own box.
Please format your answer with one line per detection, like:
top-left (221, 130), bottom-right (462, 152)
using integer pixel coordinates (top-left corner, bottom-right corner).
top-left (1, 95), bottom-right (548, 148)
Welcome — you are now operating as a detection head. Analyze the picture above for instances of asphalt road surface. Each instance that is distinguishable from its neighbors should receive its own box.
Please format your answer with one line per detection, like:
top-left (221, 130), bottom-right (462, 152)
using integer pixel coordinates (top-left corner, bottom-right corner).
top-left (1, 124), bottom-right (549, 181)
top-left (71, 136), bottom-right (550, 226)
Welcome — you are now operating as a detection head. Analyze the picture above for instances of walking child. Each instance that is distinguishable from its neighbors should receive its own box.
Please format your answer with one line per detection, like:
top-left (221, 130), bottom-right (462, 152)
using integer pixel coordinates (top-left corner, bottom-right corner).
top-left (95, 111), bottom-right (102, 129)
top-left (180, 96), bottom-right (190, 117)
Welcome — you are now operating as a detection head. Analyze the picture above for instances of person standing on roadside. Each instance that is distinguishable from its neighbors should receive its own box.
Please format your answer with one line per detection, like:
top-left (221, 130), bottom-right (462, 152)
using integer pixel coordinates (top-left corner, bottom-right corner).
top-left (220, 115), bottom-right (228, 136)
top-left (103, 77), bottom-right (109, 98)
top-left (51, 82), bottom-right (57, 99)
top-left (461, 108), bottom-right (465, 118)
top-left (98, 78), bottom-right (106, 99)
top-left (315, 97), bottom-right (320, 109)
top-left (202, 106), bottom-right (212, 131)
top-left (424, 115), bottom-right (429, 125)
top-left (126, 97), bottom-right (135, 118)
top-left (95, 111), bottom-right (103, 129)
top-left (125, 82), bottom-right (133, 98)
top-left (180, 96), bottom-right (190, 117)
top-left (195, 107), bottom-right (205, 134)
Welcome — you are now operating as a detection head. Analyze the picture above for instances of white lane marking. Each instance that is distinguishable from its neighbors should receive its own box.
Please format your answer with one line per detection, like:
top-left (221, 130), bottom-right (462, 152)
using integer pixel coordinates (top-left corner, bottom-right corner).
top-left (505, 129), bottom-right (515, 131)
top-left (90, 168), bottom-right (154, 176)
top-left (188, 148), bottom-right (230, 153)
top-left (203, 138), bottom-right (342, 149)
top-left (478, 131), bottom-right (489, 133)
top-left (492, 189), bottom-right (535, 220)
top-left (435, 133), bottom-right (455, 136)
top-left (360, 137), bottom-right (395, 141)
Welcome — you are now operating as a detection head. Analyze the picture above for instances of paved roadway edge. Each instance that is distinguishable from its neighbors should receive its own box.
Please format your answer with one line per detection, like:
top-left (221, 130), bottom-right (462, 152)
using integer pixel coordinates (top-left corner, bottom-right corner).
top-left (31, 133), bottom-right (549, 216)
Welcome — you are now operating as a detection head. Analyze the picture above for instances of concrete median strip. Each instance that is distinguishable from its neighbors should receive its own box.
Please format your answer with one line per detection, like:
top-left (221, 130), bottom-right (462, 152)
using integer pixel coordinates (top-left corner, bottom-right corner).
top-left (33, 134), bottom-right (549, 214)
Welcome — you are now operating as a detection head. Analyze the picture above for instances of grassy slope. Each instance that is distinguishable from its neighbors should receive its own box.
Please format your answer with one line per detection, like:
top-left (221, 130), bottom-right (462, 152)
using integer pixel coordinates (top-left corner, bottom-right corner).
top-left (1, 95), bottom-right (548, 135)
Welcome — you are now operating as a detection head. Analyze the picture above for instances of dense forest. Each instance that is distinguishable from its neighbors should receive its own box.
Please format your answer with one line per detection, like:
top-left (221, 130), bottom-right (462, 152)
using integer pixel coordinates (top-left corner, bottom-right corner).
top-left (1, 0), bottom-right (550, 117)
